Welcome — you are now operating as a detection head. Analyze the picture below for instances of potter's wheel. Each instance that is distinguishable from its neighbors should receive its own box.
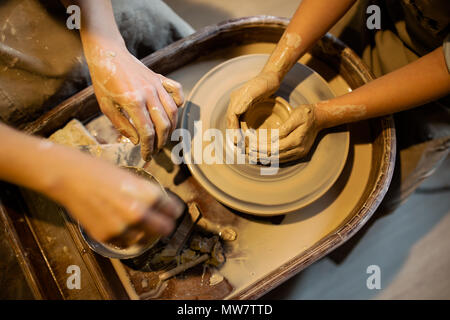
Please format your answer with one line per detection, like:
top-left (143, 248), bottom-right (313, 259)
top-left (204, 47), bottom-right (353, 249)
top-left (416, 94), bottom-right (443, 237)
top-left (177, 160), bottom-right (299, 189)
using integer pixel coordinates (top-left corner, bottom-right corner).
top-left (181, 54), bottom-right (349, 215)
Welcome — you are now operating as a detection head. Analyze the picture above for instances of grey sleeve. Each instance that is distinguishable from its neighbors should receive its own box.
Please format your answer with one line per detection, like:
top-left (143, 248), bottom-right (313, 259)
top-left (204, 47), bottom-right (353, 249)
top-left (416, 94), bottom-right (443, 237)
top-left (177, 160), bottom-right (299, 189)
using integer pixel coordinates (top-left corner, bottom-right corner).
top-left (444, 34), bottom-right (450, 73)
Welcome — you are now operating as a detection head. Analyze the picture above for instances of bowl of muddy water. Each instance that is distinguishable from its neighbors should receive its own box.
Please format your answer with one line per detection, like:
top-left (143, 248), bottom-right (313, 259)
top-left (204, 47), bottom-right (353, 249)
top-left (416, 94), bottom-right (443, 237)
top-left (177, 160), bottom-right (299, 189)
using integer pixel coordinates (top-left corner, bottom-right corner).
top-left (78, 166), bottom-right (167, 259)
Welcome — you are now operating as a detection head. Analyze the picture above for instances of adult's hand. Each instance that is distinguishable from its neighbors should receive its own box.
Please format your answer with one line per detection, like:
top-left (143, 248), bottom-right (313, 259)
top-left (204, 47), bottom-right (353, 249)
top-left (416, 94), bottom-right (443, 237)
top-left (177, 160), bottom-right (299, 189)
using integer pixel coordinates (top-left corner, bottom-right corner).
top-left (56, 158), bottom-right (184, 243)
top-left (86, 42), bottom-right (184, 161)
top-left (69, 0), bottom-right (184, 161)
top-left (0, 124), bottom-right (184, 244)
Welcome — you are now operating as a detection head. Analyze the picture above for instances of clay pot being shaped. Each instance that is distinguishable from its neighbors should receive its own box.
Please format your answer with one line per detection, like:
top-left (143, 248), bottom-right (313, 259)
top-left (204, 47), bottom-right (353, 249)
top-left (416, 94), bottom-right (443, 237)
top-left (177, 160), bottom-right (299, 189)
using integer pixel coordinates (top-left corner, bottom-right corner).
top-left (240, 96), bottom-right (292, 150)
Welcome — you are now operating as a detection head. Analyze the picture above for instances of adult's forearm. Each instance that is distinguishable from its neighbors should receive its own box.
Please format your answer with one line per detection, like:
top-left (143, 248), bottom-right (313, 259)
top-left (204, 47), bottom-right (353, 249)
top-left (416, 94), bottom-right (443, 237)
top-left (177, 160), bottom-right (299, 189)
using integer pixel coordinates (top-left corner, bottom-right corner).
top-left (61, 0), bottom-right (124, 47)
top-left (0, 124), bottom-right (61, 196)
top-left (0, 124), bottom-right (96, 203)
top-left (315, 47), bottom-right (450, 128)
top-left (263, 0), bottom-right (356, 80)
top-left (0, 124), bottom-right (84, 201)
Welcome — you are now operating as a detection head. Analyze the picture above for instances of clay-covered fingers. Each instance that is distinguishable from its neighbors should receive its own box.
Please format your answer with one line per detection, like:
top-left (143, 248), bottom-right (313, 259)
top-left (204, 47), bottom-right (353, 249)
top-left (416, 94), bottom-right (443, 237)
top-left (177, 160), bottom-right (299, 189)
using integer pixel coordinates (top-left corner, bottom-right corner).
top-left (155, 84), bottom-right (179, 133)
top-left (248, 107), bottom-right (317, 161)
top-left (271, 106), bottom-right (315, 151)
top-left (157, 74), bottom-right (184, 107)
top-left (226, 74), bottom-right (279, 131)
top-left (109, 210), bottom-right (175, 245)
top-left (247, 124), bottom-right (308, 155)
top-left (277, 107), bottom-right (311, 139)
top-left (226, 86), bottom-right (257, 131)
top-left (156, 193), bottom-right (184, 220)
top-left (277, 126), bottom-right (317, 162)
top-left (278, 124), bottom-right (309, 152)
top-left (226, 80), bottom-right (263, 131)
top-left (145, 87), bottom-right (172, 151)
top-left (125, 101), bottom-right (156, 161)
top-left (277, 146), bottom-right (310, 162)
top-left (140, 209), bottom-right (175, 236)
top-left (248, 145), bottom-right (309, 163)
top-left (140, 193), bottom-right (184, 236)
top-left (98, 96), bottom-right (139, 144)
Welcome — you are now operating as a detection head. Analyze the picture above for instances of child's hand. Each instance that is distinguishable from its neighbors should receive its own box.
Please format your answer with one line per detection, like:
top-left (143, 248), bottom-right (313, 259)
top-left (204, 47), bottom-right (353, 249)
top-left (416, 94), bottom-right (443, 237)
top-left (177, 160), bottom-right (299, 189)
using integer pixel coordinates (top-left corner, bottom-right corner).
top-left (226, 71), bottom-right (280, 131)
top-left (252, 104), bottom-right (319, 163)
top-left (277, 104), bottom-right (319, 162)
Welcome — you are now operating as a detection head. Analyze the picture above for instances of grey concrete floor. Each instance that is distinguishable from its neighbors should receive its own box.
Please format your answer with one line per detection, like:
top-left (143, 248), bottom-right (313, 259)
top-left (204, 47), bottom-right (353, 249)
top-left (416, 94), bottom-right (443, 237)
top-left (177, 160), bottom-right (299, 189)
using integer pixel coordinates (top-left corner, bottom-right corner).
top-left (165, 0), bottom-right (450, 299)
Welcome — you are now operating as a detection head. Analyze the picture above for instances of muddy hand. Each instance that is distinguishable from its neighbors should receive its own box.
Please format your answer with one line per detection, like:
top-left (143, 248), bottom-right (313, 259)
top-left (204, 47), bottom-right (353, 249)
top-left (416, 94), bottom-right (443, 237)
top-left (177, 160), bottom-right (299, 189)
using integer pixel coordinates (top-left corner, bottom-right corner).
top-left (59, 159), bottom-right (184, 243)
top-left (251, 104), bottom-right (319, 163)
top-left (86, 43), bottom-right (184, 161)
top-left (226, 71), bottom-right (280, 136)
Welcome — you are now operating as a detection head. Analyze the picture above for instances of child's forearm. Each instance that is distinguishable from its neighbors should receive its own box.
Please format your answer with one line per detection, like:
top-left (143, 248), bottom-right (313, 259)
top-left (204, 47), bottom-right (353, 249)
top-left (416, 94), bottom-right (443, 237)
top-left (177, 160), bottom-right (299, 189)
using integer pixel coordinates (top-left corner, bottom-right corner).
top-left (315, 47), bottom-right (450, 129)
top-left (263, 0), bottom-right (356, 80)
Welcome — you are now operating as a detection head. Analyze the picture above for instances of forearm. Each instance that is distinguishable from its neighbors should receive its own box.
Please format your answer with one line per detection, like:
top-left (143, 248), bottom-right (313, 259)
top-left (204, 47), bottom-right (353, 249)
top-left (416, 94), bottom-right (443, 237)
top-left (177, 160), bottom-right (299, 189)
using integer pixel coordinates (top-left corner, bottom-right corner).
top-left (263, 0), bottom-right (356, 80)
top-left (61, 0), bottom-right (125, 49)
top-left (0, 125), bottom-right (179, 241)
top-left (0, 124), bottom-right (94, 202)
top-left (315, 47), bottom-right (450, 128)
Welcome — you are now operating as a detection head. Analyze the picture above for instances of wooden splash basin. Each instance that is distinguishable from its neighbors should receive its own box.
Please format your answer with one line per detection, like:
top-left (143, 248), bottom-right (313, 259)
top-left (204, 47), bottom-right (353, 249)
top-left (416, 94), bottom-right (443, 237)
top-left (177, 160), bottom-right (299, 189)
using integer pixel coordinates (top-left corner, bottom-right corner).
top-left (0, 16), bottom-right (395, 299)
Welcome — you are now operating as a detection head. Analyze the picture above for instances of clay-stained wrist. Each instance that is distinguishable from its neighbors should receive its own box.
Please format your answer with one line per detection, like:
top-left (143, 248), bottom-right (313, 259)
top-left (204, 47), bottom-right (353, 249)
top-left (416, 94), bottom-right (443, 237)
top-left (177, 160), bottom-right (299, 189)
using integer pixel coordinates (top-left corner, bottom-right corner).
top-left (255, 70), bottom-right (282, 96)
top-left (262, 32), bottom-right (304, 80)
top-left (314, 100), bottom-right (368, 129)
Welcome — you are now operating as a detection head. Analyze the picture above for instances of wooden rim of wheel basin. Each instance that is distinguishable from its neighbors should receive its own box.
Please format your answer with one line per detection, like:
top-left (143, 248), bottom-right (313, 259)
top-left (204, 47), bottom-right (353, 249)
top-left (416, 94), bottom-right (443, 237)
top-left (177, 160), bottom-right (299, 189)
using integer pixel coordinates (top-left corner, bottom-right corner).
top-left (17, 16), bottom-right (396, 299)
